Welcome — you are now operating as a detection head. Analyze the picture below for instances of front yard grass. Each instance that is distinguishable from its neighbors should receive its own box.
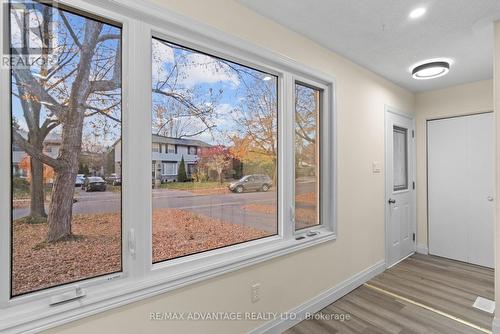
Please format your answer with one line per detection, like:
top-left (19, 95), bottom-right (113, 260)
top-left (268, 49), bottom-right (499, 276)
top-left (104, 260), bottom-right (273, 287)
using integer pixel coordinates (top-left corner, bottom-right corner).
top-left (158, 181), bottom-right (229, 190)
top-left (12, 209), bottom-right (270, 296)
top-left (157, 181), bottom-right (232, 195)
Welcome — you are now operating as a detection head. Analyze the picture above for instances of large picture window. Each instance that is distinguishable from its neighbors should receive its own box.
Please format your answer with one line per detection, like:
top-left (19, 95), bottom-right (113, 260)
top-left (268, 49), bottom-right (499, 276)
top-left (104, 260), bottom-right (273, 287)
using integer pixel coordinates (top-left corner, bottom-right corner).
top-left (9, 1), bottom-right (122, 296)
top-left (0, 1), bottom-right (335, 330)
top-left (151, 38), bottom-right (278, 263)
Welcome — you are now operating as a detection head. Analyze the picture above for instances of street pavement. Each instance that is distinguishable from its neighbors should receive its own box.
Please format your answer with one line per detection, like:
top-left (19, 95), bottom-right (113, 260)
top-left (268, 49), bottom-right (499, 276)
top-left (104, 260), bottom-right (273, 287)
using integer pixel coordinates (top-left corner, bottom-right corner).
top-left (13, 181), bottom-right (316, 234)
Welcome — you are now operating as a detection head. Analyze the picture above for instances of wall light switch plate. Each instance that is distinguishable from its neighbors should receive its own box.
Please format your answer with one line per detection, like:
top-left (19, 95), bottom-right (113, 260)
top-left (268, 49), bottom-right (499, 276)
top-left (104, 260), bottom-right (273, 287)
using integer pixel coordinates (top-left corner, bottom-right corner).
top-left (372, 161), bottom-right (382, 174)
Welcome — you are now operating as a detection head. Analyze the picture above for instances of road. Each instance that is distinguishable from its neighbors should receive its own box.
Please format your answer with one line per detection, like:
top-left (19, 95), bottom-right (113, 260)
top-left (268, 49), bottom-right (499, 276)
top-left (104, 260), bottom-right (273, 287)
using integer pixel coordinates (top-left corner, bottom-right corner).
top-left (13, 181), bottom-right (316, 234)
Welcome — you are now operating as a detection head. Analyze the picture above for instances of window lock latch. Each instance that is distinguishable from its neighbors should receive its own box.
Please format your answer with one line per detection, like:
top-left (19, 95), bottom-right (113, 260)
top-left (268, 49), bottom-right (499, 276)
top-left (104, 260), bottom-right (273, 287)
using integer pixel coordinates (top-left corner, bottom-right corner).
top-left (50, 286), bottom-right (86, 306)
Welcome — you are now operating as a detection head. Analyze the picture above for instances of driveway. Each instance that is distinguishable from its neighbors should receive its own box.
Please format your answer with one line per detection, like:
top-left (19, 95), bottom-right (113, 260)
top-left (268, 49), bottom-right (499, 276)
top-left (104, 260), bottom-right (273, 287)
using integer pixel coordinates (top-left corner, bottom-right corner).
top-left (13, 181), bottom-right (316, 234)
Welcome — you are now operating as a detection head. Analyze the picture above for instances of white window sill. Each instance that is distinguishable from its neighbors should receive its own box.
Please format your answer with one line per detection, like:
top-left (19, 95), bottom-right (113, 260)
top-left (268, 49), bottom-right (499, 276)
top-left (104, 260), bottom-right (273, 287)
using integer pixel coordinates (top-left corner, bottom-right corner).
top-left (0, 229), bottom-right (335, 334)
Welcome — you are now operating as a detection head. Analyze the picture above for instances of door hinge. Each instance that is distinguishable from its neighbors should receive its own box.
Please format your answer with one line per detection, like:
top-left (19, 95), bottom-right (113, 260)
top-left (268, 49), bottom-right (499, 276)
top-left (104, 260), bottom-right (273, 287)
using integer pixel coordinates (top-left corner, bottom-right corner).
top-left (412, 181), bottom-right (415, 190)
top-left (412, 233), bottom-right (415, 242)
top-left (412, 130), bottom-right (415, 138)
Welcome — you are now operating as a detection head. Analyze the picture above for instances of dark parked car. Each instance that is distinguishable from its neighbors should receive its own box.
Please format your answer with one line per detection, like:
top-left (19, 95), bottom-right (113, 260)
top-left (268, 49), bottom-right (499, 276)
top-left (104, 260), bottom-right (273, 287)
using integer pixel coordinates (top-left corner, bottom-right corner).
top-left (82, 177), bottom-right (107, 192)
top-left (228, 174), bottom-right (272, 193)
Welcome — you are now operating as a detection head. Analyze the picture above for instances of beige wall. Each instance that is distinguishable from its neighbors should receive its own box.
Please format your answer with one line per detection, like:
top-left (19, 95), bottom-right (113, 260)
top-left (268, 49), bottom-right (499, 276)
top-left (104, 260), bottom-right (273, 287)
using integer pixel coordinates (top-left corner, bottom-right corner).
top-left (45, 0), bottom-right (414, 333)
top-left (415, 80), bottom-right (494, 251)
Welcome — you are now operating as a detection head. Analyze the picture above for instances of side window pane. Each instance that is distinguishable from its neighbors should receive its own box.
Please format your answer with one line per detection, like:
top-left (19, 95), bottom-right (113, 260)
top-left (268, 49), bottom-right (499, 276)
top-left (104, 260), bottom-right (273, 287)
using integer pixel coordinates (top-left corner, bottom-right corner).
top-left (393, 126), bottom-right (408, 191)
top-left (10, 2), bottom-right (122, 296)
top-left (294, 83), bottom-right (320, 230)
top-left (151, 38), bottom-right (278, 263)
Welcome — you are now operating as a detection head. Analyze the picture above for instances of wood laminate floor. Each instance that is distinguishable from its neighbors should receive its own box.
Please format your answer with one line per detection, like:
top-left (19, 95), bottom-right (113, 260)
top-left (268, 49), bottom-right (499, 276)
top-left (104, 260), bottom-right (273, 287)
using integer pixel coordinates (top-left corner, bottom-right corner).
top-left (285, 254), bottom-right (494, 334)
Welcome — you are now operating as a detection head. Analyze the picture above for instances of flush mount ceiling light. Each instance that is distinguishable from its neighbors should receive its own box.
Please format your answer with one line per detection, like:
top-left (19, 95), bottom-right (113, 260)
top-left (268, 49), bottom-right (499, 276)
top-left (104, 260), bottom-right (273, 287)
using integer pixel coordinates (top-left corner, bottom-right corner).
top-left (411, 60), bottom-right (451, 80)
top-left (409, 7), bottom-right (426, 19)
top-left (262, 75), bottom-right (272, 81)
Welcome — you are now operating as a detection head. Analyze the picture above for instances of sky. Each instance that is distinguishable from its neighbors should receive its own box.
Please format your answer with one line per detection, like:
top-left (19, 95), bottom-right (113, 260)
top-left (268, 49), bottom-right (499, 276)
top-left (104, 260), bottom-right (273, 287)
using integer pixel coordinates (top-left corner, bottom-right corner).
top-left (152, 38), bottom-right (278, 146)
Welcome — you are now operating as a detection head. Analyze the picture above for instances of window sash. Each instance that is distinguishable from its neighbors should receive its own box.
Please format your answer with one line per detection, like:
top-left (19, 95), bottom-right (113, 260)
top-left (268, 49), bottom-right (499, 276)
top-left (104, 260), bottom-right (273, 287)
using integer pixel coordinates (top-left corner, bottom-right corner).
top-left (0, 0), bottom-right (337, 331)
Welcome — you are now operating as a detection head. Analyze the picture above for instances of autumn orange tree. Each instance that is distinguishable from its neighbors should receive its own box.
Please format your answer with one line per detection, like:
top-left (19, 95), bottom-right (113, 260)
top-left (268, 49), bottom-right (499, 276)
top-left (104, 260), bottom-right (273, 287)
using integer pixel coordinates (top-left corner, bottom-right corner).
top-left (19, 156), bottom-right (54, 184)
top-left (229, 74), bottom-right (278, 182)
top-left (199, 146), bottom-right (233, 185)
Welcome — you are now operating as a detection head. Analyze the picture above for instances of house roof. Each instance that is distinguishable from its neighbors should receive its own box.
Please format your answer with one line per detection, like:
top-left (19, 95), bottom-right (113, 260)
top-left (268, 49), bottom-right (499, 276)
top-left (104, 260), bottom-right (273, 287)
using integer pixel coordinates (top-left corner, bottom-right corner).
top-left (16, 129), bottom-right (62, 144)
top-left (152, 134), bottom-right (211, 147)
top-left (112, 134), bottom-right (211, 148)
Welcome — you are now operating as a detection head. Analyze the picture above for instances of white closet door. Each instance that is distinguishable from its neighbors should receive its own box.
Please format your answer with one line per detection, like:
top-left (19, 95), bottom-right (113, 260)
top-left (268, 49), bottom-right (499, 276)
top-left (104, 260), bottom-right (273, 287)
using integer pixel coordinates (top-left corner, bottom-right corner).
top-left (428, 113), bottom-right (494, 268)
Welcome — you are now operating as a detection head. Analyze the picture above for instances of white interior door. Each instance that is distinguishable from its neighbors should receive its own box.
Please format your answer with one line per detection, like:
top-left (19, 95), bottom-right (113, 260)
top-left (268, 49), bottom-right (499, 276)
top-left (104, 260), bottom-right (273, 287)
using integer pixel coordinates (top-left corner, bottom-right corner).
top-left (386, 110), bottom-right (416, 267)
top-left (428, 113), bottom-right (494, 268)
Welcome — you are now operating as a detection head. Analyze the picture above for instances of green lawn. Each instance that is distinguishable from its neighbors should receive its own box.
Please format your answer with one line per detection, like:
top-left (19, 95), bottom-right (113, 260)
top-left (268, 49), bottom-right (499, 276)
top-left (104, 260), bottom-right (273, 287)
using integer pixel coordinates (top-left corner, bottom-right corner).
top-left (158, 181), bottom-right (229, 190)
top-left (13, 188), bottom-right (52, 200)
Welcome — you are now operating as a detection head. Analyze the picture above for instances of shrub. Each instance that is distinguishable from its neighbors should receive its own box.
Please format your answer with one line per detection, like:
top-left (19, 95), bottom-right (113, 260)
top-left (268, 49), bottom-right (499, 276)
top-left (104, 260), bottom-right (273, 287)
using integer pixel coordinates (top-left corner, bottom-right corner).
top-left (177, 156), bottom-right (188, 182)
top-left (13, 177), bottom-right (30, 192)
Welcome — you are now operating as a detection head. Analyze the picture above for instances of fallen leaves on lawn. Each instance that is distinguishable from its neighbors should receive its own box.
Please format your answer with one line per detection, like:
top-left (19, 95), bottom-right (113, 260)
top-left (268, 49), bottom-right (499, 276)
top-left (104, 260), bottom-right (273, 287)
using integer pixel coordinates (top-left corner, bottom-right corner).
top-left (12, 213), bottom-right (121, 296)
top-left (153, 209), bottom-right (271, 262)
top-left (12, 209), bottom-right (271, 296)
top-left (241, 204), bottom-right (318, 229)
top-left (295, 192), bottom-right (316, 205)
top-left (188, 188), bottom-right (231, 196)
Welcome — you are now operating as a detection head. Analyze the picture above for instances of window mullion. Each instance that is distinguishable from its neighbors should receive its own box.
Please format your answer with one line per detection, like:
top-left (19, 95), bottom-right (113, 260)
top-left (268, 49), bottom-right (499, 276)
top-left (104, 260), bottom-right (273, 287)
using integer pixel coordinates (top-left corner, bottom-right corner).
top-left (125, 19), bottom-right (152, 279)
top-left (282, 73), bottom-right (295, 238)
top-left (322, 86), bottom-right (336, 234)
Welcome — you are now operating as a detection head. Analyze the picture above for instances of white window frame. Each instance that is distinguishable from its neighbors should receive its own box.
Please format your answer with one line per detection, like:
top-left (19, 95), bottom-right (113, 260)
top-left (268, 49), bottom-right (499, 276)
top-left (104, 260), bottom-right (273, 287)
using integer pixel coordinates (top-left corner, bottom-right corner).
top-left (291, 78), bottom-right (333, 234)
top-left (0, 0), bottom-right (337, 333)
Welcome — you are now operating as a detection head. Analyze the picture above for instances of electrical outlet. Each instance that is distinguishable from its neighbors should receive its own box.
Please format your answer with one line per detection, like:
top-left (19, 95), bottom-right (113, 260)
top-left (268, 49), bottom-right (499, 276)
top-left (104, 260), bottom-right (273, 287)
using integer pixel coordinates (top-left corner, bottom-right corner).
top-left (251, 283), bottom-right (260, 303)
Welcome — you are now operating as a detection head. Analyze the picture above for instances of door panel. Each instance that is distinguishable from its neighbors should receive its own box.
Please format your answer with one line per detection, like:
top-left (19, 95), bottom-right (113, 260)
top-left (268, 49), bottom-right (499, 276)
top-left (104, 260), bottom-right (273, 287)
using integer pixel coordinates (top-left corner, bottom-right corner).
top-left (386, 111), bottom-right (416, 267)
top-left (428, 113), bottom-right (493, 268)
top-left (467, 114), bottom-right (494, 267)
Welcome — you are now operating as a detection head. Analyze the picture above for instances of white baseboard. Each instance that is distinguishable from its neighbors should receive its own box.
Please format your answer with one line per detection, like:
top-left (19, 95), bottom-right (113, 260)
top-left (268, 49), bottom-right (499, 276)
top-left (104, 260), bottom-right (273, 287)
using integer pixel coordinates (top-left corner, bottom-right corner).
top-left (493, 317), bottom-right (500, 334)
top-left (416, 244), bottom-right (428, 255)
top-left (248, 260), bottom-right (386, 334)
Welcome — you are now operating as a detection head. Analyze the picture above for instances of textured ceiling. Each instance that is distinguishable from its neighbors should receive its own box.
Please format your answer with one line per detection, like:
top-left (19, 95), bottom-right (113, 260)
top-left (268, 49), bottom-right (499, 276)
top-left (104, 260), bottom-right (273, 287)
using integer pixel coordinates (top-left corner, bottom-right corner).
top-left (238, 0), bottom-right (500, 92)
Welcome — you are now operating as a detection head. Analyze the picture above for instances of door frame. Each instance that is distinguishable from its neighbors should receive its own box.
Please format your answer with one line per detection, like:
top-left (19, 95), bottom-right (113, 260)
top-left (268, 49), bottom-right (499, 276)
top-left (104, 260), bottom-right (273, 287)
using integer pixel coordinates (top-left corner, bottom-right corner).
top-left (384, 106), bottom-right (417, 268)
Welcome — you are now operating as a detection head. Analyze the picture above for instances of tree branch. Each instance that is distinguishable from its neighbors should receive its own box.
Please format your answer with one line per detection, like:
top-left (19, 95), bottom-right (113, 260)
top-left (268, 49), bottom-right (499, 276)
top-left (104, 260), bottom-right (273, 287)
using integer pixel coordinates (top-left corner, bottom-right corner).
top-left (13, 130), bottom-right (64, 170)
top-left (60, 12), bottom-right (82, 49)
top-left (84, 102), bottom-right (121, 122)
top-left (97, 33), bottom-right (121, 43)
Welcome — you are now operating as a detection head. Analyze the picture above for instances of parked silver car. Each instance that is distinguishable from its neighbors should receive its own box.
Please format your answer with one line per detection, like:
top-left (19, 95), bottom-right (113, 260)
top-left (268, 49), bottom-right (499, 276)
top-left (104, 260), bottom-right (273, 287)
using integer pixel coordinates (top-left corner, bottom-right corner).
top-left (228, 174), bottom-right (272, 193)
top-left (75, 174), bottom-right (85, 187)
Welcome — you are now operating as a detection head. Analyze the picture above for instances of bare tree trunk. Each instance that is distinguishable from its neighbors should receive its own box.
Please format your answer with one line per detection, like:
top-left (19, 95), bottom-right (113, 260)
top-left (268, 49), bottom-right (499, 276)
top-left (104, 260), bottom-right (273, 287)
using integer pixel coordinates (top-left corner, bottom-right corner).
top-left (30, 156), bottom-right (47, 218)
top-left (47, 113), bottom-right (84, 242)
top-left (218, 170), bottom-right (223, 185)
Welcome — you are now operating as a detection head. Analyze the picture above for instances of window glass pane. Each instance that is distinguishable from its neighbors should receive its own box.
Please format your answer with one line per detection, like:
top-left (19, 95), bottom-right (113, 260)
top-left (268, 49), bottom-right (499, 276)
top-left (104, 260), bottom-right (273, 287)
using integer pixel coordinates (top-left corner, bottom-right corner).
top-left (294, 83), bottom-right (320, 230)
top-left (151, 38), bottom-right (278, 263)
top-left (393, 126), bottom-right (408, 191)
top-left (10, 2), bottom-right (122, 296)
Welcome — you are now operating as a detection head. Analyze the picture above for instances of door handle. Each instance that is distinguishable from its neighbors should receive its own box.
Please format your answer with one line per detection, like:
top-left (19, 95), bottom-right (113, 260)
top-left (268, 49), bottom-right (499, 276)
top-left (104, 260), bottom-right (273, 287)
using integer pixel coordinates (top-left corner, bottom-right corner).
top-left (487, 196), bottom-right (494, 202)
top-left (388, 198), bottom-right (396, 204)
